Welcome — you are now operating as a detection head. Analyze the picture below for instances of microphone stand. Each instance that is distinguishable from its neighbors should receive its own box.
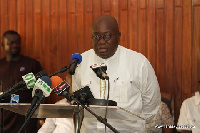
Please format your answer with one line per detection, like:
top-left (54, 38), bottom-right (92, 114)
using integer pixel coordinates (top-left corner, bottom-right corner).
top-left (71, 96), bottom-right (119, 133)
top-left (73, 102), bottom-right (84, 133)
top-left (0, 84), bottom-right (26, 100)
top-left (17, 95), bottom-right (45, 133)
top-left (0, 108), bottom-right (3, 133)
top-left (48, 66), bottom-right (69, 77)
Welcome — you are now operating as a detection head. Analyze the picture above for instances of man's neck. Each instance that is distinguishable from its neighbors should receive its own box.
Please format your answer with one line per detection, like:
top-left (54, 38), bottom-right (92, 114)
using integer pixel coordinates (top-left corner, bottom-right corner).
top-left (6, 54), bottom-right (21, 62)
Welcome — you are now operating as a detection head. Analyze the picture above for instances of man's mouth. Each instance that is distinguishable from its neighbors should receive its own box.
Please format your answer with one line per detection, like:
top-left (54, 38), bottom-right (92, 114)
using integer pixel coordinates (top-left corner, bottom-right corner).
top-left (11, 48), bottom-right (19, 52)
top-left (98, 48), bottom-right (108, 53)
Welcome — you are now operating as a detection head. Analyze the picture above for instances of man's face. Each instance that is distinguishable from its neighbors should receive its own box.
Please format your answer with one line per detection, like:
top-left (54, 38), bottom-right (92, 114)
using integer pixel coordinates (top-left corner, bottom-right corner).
top-left (92, 20), bottom-right (120, 59)
top-left (3, 34), bottom-right (21, 56)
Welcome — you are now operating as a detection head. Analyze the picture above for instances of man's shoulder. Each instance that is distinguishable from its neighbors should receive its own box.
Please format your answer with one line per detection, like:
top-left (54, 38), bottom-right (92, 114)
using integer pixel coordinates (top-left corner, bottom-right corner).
top-left (21, 55), bottom-right (40, 63)
top-left (182, 96), bottom-right (196, 106)
top-left (119, 45), bottom-right (147, 61)
top-left (21, 55), bottom-right (37, 60)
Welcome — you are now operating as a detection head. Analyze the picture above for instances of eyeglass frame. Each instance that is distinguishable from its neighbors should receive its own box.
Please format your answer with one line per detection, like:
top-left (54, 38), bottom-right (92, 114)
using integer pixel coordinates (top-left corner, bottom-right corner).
top-left (91, 32), bottom-right (119, 42)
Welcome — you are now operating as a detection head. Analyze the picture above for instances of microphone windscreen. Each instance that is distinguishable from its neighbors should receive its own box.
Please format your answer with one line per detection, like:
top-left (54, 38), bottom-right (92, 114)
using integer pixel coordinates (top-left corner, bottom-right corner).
top-left (71, 53), bottom-right (82, 64)
top-left (40, 76), bottom-right (52, 86)
top-left (50, 76), bottom-right (63, 88)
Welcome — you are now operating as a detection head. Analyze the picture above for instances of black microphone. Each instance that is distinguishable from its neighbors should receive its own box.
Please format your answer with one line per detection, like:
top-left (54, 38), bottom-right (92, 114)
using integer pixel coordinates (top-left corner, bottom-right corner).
top-left (90, 64), bottom-right (109, 80)
top-left (52, 76), bottom-right (94, 105)
top-left (26, 76), bottom-right (52, 118)
top-left (73, 86), bottom-right (94, 105)
top-left (0, 71), bottom-right (48, 99)
top-left (53, 80), bottom-right (73, 102)
top-left (68, 53), bottom-right (82, 75)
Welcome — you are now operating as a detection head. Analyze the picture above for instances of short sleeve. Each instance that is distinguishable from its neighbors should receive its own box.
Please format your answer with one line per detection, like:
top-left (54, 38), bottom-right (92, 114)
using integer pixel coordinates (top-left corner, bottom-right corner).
top-left (177, 100), bottom-right (191, 132)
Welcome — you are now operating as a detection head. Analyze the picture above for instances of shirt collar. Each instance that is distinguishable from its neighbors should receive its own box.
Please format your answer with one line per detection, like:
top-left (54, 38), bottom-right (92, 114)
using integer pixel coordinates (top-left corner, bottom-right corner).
top-left (194, 91), bottom-right (200, 105)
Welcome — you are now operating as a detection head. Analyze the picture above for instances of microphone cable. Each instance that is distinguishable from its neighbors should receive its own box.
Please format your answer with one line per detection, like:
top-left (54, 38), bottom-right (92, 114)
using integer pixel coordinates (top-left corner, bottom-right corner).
top-left (104, 78), bottom-right (110, 133)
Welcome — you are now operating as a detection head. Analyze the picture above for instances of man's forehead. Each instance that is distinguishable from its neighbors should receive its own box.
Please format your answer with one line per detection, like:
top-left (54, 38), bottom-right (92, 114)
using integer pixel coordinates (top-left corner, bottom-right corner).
top-left (4, 34), bottom-right (20, 41)
top-left (92, 17), bottom-right (119, 33)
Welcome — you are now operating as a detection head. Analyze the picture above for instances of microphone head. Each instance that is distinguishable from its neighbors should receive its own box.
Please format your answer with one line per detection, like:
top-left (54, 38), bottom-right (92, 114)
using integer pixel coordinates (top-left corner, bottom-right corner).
top-left (73, 86), bottom-right (94, 105)
top-left (40, 76), bottom-right (52, 86)
top-left (32, 76), bottom-right (52, 97)
top-left (22, 72), bottom-right (36, 89)
top-left (50, 76), bottom-right (63, 88)
top-left (35, 70), bottom-right (48, 79)
top-left (71, 53), bottom-right (82, 64)
top-left (51, 77), bottom-right (71, 101)
top-left (90, 64), bottom-right (107, 80)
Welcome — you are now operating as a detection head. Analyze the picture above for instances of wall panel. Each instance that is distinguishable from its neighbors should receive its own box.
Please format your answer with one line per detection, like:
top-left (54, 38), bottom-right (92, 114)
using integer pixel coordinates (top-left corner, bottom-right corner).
top-left (128, 0), bottom-right (138, 51)
top-left (120, 0), bottom-right (128, 48)
top-left (156, 9), bottom-right (165, 92)
top-left (174, 6), bottom-right (183, 124)
top-left (182, 0), bottom-right (192, 94)
top-left (165, 0), bottom-right (174, 93)
top-left (0, 0), bottom-right (8, 57)
top-left (192, 6), bottom-right (200, 92)
top-left (17, 0), bottom-right (26, 54)
top-left (147, 0), bottom-right (156, 69)
top-left (8, 0), bottom-right (17, 30)
top-left (25, 0), bottom-right (33, 57)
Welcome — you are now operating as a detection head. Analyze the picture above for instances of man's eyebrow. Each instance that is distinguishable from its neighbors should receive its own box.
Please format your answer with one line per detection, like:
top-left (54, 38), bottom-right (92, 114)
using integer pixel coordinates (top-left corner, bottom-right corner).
top-left (93, 31), bottom-right (110, 34)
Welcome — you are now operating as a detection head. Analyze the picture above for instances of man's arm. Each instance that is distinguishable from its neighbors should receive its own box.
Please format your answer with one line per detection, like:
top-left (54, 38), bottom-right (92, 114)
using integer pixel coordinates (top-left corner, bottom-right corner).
top-left (140, 58), bottom-right (161, 122)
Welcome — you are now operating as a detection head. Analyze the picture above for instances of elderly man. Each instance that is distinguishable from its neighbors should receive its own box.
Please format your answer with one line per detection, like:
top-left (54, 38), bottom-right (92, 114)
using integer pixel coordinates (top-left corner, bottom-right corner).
top-left (72, 15), bottom-right (161, 132)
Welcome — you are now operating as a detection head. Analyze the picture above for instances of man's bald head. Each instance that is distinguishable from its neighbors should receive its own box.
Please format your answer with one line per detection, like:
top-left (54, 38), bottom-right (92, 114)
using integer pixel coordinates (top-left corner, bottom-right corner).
top-left (92, 15), bottom-right (119, 33)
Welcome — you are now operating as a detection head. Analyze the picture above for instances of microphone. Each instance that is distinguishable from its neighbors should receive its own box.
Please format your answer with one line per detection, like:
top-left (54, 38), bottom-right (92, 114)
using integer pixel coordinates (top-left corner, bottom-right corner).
top-left (50, 76), bottom-right (63, 88)
top-left (90, 64), bottom-right (109, 80)
top-left (68, 53), bottom-right (82, 75)
top-left (51, 76), bottom-right (72, 102)
top-left (31, 76), bottom-right (52, 100)
top-left (51, 76), bottom-right (94, 104)
top-left (73, 86), bottom-right (94, 105)
top-left (27, 76), bottom-right (52, 118)
top-left (0, 71), bottom-right (48, 99)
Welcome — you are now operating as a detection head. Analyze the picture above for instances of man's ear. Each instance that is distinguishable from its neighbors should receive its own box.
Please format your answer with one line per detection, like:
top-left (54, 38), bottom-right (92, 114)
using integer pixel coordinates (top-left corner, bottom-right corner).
top-left (118, 32), bottom-right (121, 41)
top-left (1, 42), bottom-right (4, 47)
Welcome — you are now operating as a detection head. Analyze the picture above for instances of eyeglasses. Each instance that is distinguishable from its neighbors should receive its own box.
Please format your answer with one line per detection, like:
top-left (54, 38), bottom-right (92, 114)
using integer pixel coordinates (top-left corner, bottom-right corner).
top-left (91, 33), bottom-right (117, 42)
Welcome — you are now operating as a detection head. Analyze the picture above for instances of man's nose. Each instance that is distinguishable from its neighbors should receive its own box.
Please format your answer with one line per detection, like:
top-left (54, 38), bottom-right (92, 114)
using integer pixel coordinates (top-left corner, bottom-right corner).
top-left (98, 36), bottom-right (106, 44)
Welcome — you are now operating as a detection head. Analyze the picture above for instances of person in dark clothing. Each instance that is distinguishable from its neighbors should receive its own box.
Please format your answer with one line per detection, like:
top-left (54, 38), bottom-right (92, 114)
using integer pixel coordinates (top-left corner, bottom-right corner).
top-left (0, 30), bottom-right (42, 133)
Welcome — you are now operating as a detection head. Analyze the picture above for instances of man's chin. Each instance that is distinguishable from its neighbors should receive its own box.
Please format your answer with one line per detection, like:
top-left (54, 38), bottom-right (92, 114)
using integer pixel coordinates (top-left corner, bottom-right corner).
top-left (11, 52), bottom-right (20, 57)
top-left (98, 53), bottom-right (109, 59)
